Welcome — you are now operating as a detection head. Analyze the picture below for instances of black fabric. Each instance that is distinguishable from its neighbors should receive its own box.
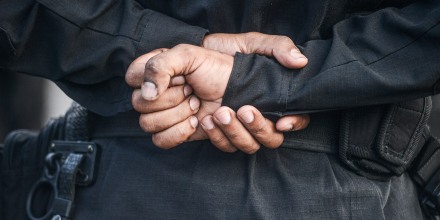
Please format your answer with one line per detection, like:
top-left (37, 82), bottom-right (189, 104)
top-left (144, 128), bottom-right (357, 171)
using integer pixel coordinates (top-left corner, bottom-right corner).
top-left (0, 27), bottom-right (14, 67)
top-left (0, 144), bottom-right (3, 218)
top-left (0, 0), bottom-right (438, 218)
top-left (409, 135), bottom-right (440, 219)
top-left (411, 135), bottom-right (440, 187)
top-left (377, 98), bottom-right (432, 166)
top-left (89, 109), bottom-right (341, 154)
top-left (1, 0), bottom-right (439, 116)
top-left (0, 0), bottom-right (207, 116)
top-left (223, 0), bottom-right (440, 115)
top-left (39, 113), bottom-right (425, 219)
top-left (339, 97), bottom-right (432, 180)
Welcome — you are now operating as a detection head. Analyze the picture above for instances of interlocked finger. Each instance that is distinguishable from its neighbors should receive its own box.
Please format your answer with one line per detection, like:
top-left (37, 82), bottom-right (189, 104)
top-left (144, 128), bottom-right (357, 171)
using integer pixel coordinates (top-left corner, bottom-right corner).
top-left (152, 116), bottom-right (199, 149)
top-left (200, 115), bottom-right (237, 153)
top-left (236, 105), bottom-right (284, 149)
top-left (211, 107), bottom-right (261, 154)
top-left (139, 95), bottom-right (200, 133)
top-left (132, 85), bottom-right (192, 113)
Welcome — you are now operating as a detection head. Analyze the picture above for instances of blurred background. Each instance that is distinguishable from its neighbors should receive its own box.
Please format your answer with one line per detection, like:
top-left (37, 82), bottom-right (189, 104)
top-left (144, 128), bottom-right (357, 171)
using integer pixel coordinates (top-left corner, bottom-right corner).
top-left (1, 71), bottom-right (440, 143)
top-left (0, 71), bottom-right (72, 143)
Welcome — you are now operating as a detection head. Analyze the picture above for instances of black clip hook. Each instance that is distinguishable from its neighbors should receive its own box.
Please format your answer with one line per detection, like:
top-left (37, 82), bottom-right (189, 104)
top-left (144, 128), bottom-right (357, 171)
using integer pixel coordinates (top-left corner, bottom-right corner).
top-left (26, 141), bottom-right (98, 220)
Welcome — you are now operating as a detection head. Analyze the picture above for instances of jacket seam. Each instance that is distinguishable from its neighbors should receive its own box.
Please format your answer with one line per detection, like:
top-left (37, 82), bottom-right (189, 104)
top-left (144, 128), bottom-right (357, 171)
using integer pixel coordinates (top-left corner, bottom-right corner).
top-left (37, 0), bottom-right (144, 42)
top-left (366, 21), bottom-right (440, 67)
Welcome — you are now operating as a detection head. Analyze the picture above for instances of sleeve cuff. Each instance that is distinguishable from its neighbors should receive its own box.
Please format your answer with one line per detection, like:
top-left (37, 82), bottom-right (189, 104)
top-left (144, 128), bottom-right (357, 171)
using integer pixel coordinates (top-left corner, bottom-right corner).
top-left (221, 53), bottom-right (290, 117)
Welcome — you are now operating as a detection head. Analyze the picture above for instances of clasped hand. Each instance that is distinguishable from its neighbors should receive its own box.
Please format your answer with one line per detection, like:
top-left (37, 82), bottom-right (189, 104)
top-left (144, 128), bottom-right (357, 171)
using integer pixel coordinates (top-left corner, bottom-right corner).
top-left (126, 32), bottom-right (309, 153)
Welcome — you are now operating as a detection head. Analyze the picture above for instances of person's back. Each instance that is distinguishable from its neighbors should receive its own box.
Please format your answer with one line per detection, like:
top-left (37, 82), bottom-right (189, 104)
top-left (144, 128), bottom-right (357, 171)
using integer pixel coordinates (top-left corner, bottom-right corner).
top-left (2, 0), bottom-right (440, 219)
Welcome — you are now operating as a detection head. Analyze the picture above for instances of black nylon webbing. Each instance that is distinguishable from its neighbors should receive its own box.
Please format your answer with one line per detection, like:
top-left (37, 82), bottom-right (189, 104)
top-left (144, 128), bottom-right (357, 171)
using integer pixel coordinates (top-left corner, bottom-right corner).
top-left (411, 136), bottom-right (440, 187)
top-left (89, 110), bottom-right (339, 153)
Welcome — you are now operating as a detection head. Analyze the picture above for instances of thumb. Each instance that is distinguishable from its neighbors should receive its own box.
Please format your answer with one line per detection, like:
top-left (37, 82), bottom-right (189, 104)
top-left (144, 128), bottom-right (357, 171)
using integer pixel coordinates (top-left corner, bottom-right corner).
top-left (274, 47), bottom-right (308, 69)
top-left (202, 32), bottom-right (308, 69)
top-left (125, 48), bottom-right (168, 88)
top-left (276, 114), bottom-right (310, 132)
top-left (141, 44), bottom-right (216, 101)
top-left (243, 32), bottom-right (308, 69)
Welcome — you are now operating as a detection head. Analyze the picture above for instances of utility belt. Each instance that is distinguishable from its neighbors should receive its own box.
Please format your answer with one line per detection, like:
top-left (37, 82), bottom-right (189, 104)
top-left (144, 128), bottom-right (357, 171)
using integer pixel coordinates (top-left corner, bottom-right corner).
top-left (1, 98), bottom-right (440, 219)
top-left (338, 97), bottom-right (440, 218)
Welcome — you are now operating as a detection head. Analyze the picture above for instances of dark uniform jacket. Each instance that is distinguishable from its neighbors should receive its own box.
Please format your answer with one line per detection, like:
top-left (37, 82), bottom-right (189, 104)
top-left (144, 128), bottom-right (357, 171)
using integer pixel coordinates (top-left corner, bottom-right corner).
top-left (1, 0), bottom-right (439, 116)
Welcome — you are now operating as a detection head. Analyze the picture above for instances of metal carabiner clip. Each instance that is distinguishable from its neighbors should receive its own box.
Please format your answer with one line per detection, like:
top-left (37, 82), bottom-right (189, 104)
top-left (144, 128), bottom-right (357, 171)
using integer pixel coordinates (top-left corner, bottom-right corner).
top-left (26, 141), bottom-right (97, 220)
top-left (26, 152), bottom-right (62, 220)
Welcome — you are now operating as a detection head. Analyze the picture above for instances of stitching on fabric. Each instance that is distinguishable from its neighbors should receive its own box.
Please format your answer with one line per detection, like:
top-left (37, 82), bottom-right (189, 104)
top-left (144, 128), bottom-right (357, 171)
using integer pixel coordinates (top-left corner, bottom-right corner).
top-left (382, 105), bottom-right (398, 158)
top-left (419, 149), bottom-right (440, 180)
top-left (321, 18), bottom-right (440, 73)
top-left (38, 0), bottom-right (142, 42)
top-left (322, 59), bottom-right (359, 72)
top-left (394, 104), bottom-right (424, 114)
top-left (366, 21), bottom-right (440, 66)
top-left (282, 67), bottom-right (289, 112)
top-left (382, 99), bottom-right (428, 164)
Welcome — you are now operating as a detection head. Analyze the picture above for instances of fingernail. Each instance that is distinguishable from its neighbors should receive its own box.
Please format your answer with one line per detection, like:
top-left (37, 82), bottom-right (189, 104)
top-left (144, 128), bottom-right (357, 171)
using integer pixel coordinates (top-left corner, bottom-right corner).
top-left (189, 96), bottom-right (200, 111)
top-left (184, 85), bottom-right (192, 97)
top-left (290, 49), bottom-right (306, 60)
top-left (216, 111), bottom-right (231, 125)
top-left (141, 81), bottom-right (157, 99)
top-left (279, 123), bottom-right (294, 131)
top-left (190, 116), bottom-right (198, 128)
top-left (239, 111), bottom-right (254, 124)
top-left (201, 116), bottom-right (214, 130)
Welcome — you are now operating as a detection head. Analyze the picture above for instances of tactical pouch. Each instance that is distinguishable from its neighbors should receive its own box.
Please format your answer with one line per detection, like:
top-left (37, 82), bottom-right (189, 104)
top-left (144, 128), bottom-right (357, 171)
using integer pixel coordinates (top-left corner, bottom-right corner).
top-left (1, 103), bottom-right (98, 220)
top-left (339, 97), bottom-right (432, 180)
top-left (1, 118), bottom-right (66, 220)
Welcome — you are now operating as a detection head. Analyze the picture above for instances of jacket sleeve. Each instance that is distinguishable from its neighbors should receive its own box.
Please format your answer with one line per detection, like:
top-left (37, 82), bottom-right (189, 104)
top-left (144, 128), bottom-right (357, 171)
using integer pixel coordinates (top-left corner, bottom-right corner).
top-left (222, 0), bottom-right (440, 116)
top-left (0, 0), bottom-right (208, 116)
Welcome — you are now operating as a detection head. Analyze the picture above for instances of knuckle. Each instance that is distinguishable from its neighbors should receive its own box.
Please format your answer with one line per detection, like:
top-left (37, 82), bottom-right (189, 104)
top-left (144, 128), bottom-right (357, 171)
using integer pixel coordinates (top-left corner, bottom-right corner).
top-left (265, 136), bottom-right (283, 149)
top-left (216, 144), bottom-right (236, 153)
top-left (277, 35), bottom-right (293, 45)
top-left (212, 139), bottom-right (236, 153)
top-left (175, 43), bottom-right (195, 53)
top-left (152, 134), bottom-right (173, 149)
top-left (139, 115), bottom-right (157, 132)
top-left (151, 135), bottom-right (164, 148)
top-left (165, 90), bottom-right (183, 107)
top-left (132, 92), bottom-right (148, 112)
top-left (176, 102), bottom-right (192, 119)
top-left (152, 129), bottom-right (187, 149)
top-left (222, 147), bottom-right (237, 153)
top-left (209, 134), bottom-right (236, 153)
top-left (132, 103), bottom-right (143, 113)
top-left (227, 130), bottom-right (242, 140)
top-left (210, 135), bottom-right (227, 146)
top-left (175, 124), bottom-right (190, 141)
top-left (248, 121), bottom-right (267, 135)
top-left (125, 72), bottom-right (135, 86)
top-left (131, 92), bottom-right (141, 110)
top-left (145, 59), bottom-right (161, 74)
top-left (235, 137), bottom-right (260, 154)
top-left (243, 143), bottom-right (260, 154)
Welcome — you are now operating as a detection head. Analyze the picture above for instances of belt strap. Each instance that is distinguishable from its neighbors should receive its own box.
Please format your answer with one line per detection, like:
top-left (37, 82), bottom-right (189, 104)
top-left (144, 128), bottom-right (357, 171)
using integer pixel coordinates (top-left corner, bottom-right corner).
top-left (90, 110), bottom-right (151, 138)
top-left (410, 135), bottom-right (440, 217)
top-left (89, 110), bottom-right (339, 153)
